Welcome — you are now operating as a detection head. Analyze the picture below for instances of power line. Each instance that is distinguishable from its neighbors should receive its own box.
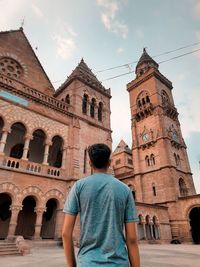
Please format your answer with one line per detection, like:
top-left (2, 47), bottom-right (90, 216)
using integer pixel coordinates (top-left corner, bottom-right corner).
top-left (102, 47), bottom-right (200, 82)
top-left (95, 41), bottom-right (200, 74)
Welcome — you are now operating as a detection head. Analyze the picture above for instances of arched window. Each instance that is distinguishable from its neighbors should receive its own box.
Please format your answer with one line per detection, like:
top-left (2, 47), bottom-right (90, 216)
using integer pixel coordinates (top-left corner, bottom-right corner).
top-left (48, 136), bottom-right (63, 168)
top-left (98, 102), bottom-right (103, 121)
top-left (82, 94), bottom-right (88, 114)
top-left (4, 122), bottom-right (26, 159)
top-left (179, 178), bottom-right (188, 197)
top-left (150, 154), bottom-right (155, 165)
top-left (145, 155), bottom-right (150, 166)
top-left (83, 148), bottom-right (87, 173)
top-left (145, 215), bottom-right (152, 240)
top-left (29, 129), bottom-right (46, 163)
top-left (90, 98), bottom-right (96, 118)
top-left (177, 155), bottom-right (181, 166)
top-left (161, 90), bottom-right (170, 106)
top-left (152, 183), bottom-right (156, 196)
top-left (136, 91), bottom-right (151, 108)
top-left (65, 94), bottom-right (70, 104)
top-left (128, 184), bottom-right (136, 201)
top-left (152, 216), bottom-right (160, 240)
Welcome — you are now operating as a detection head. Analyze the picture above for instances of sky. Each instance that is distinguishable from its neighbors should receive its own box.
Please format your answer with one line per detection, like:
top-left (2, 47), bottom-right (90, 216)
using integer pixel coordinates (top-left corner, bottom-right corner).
top-left (0, 0), bottom-right (200, 192)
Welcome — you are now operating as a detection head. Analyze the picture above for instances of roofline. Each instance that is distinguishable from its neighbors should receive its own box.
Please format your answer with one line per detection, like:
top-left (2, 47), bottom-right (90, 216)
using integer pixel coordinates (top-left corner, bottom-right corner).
top-left (0, 27), bottom-right (55, 93)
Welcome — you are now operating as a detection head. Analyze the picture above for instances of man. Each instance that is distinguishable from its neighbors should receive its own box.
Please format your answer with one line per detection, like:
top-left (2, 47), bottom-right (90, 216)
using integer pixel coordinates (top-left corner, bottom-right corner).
top-left (62, 143), bottom-right (140, 267)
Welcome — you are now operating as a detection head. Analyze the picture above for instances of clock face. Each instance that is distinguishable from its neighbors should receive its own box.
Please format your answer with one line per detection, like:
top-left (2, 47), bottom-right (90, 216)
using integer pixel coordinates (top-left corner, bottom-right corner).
top-left (142, 133), bottom-right (149, 142)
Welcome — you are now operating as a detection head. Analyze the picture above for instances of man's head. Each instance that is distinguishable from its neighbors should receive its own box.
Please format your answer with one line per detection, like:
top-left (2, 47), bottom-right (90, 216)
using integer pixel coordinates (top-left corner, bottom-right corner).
top-left (88, 143), bottom-right (111, 170)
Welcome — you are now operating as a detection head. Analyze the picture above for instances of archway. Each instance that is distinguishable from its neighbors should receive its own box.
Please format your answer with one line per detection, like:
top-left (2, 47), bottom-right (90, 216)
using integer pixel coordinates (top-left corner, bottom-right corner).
top-left (15, 196), bottom-right (36, 239)
top-left (48, 136), bottom-right (63, 168)
top-left (0, 117), bottom-right (4, 140)
top-left (41, 199), bottom-right (57, 239)
top-left (4, 122), bottom-right (26, 158)
top-left (29, 129), bottom-right (46, 163)
top-left (0, 193), bottom-right (12, 239)
top-left (145, 215), bottom-right (152, 240)
top-left (137, 215), bottom-right (145, 240)
top-left (189, 206), bottom-right (200, 244)
top-left (152, 216), bottom-right (160, 240)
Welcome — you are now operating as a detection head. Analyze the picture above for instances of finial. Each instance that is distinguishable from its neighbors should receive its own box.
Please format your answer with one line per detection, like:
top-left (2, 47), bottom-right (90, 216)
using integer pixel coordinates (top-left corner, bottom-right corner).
top-left (20, 17), bottom-right (25, 29)
top-left (143, 47), bottom-right (147, 53)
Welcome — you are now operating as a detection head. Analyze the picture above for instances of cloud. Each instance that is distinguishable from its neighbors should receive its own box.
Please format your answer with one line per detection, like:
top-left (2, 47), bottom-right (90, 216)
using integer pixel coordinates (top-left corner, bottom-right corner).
top-left (193, 0), bottom-right (200, 19)
top-left (0, 0), bottom-right (28, 30)
top-left (31, 4), bottom-right (44, 18)
top-left (117, 47), bottom-right (124, 53)
top-left (52, 22), bottom-right (77, 60)
top-left (96, 0), bottom-right (128, 39)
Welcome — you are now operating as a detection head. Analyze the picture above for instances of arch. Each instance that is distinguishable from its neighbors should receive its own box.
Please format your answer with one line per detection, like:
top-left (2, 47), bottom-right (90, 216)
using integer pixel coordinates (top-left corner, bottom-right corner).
top-left (44, 189), bottom-right (64, 208)
top-left (40, 198), bottom-right (58, 239)
top-left (145, 155), bottom-right (150, 167)
top-left (174, 153), bottom-right (177, 165)
top-left (48, 135), bottom-right (63, 168)
top-left (82, 94), bottom-right (88, 114)
top-left (161, 90), bottom-right (170, 106)
top-left (150, 154), bottom-right (155, 165)
top-left (29, 129), bottom-right (46, 163)
top-left (15, 196), bottom-right (36, 238)
top-left (0, 116), bottom-right (4, 140)
top-left (179, 178), bottom-right (188, 197)
top-left (0, 182), bottom-right (20, 203)
top-left (128, 184), bottom-right (136, 201)
top-left (4, 122), bottom-right (26, 158)
top-left (137, 214), bottom-right (145, 240)
top-left (152, 216), bottom-right (160, 239)
top-left (145, 215), bottom-right (152, 240)
top-left (189, 206), bottom-right (200, 244)
top-left (0, 193), bottom-right (12, 239)
top-left (98, 102), bottom-right (103, 121)
top-left (21, 186), bottom-right (44, 206)
top-left (90, 98), bottom-right (96, 118)
top-left (136, 90), bottom-right (151, 108)
top-left (65, 94), bottom-right (70, 104)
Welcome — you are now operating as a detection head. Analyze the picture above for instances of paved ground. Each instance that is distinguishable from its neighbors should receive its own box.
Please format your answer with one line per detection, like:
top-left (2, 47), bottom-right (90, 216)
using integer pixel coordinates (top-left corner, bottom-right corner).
top-left (1, 244), bottom-right (200, 267)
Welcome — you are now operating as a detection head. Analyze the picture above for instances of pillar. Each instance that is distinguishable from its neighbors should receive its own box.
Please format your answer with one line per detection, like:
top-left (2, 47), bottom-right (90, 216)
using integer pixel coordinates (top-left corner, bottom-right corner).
top-left (7, 205), bottom-right (22, 240)
top-left (0, 129), bottom-right (9, 154)
top-left (62, 147), bottom-right (67, 169)
top-left (34, 207), bottom-right (46, 239)
top-left (43, 142), bottom-right (51, 165)
top-left (22, 134), bottom-right (32, 160)
top-left (142, 223), bottom-right (147, 240)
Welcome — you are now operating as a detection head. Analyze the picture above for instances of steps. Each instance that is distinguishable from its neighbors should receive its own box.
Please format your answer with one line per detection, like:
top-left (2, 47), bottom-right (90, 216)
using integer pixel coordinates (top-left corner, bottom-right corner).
top-left (0, 240), bottom-right (21, 256)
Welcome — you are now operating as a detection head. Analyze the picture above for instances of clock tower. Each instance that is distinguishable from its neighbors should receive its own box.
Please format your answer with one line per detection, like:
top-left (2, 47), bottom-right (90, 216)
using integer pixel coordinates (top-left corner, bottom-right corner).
top-left (127, 48), bottom-right (196, 204)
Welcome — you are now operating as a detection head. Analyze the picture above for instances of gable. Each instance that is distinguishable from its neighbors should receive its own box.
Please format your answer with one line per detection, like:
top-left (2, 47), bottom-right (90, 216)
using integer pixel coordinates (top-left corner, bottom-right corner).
top-left (0, 29), bottom-right (54, 96)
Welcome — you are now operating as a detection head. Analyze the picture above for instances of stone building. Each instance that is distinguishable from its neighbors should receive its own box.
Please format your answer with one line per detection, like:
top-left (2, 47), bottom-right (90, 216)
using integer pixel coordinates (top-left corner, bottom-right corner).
top-left (112, 49), bottom-right (200, 244)
top-left (0, 28), bottom-right (112, 241)
top-left (0, 28), bottom-right (199, 246)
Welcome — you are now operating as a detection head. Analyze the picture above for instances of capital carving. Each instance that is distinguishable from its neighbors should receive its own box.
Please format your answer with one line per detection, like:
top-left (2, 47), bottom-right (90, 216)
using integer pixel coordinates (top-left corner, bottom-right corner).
top-left (34, 207), bottom-right (46, 214)
top-left (9, 205), bottom-right (23, 212)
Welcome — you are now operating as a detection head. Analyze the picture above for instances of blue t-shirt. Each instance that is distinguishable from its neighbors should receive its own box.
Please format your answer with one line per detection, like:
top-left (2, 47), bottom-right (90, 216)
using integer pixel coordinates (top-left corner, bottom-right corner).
top-left (63, 173), bottom-right (138, 267)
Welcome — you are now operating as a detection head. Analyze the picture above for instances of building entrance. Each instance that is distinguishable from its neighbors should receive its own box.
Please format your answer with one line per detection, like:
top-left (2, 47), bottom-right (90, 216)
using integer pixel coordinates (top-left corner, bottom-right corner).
top-left (189, 206), bottom-right (200, 244)
top-left (0, 193), bottom-right (11, 239)
top-left (41, 199), bottom-right (57, 239)
top-left (15, 196), bottom-right (36, 238)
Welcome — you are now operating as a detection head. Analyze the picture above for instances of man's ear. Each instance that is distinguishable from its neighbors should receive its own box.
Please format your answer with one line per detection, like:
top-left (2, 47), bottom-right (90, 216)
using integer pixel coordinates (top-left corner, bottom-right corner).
top-left (107, 159), bottom-right (111, 168)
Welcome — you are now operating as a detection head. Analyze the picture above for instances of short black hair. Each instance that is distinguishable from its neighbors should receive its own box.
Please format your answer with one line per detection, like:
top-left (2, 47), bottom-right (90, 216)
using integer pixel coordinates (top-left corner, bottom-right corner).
top-left (88, 143), bottom-right (111, 169)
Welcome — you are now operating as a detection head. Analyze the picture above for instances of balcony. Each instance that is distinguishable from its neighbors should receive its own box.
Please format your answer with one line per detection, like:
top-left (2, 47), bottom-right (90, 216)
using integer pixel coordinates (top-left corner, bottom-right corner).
top-left (0, 155), bottom-right (67, 180)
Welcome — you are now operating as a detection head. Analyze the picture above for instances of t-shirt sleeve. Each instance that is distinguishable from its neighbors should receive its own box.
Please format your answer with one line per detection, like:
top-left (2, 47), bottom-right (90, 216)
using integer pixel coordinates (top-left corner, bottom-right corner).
top-left (124, 189), bottom-right (138, 223)
top-left (63, 183), bottom-right (80, 215)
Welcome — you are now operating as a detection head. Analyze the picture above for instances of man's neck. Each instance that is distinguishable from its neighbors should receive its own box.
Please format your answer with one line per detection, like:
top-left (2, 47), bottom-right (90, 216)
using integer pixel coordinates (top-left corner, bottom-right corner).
top-left (92, 168), bottom-right (108, 174)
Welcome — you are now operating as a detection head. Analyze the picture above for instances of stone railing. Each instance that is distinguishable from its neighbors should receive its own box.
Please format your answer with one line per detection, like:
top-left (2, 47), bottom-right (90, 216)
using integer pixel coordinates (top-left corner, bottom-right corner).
top-left (0, 74), bottom-right (71, 113)
top-left (0, 155), bottom-right (66, 179)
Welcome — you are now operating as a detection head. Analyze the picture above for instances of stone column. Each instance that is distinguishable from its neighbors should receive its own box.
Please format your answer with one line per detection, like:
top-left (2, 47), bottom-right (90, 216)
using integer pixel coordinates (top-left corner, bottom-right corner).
top-left (42, 142), bottom-right (51, 165)
top-left (34, 207), bottom-right (46, 239)
top-left (22, 134), bottom-right (32, 160)
top-left (150, 222), bottom-right (154, 239)
top-left (7, 205), bottom-right (22, 240)
top-left (0, 129), bottom-right (9, 154)
top-left (62, 147), bottom-right (67, 169)
top-left (142, 223), bottom-right (147, 240)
